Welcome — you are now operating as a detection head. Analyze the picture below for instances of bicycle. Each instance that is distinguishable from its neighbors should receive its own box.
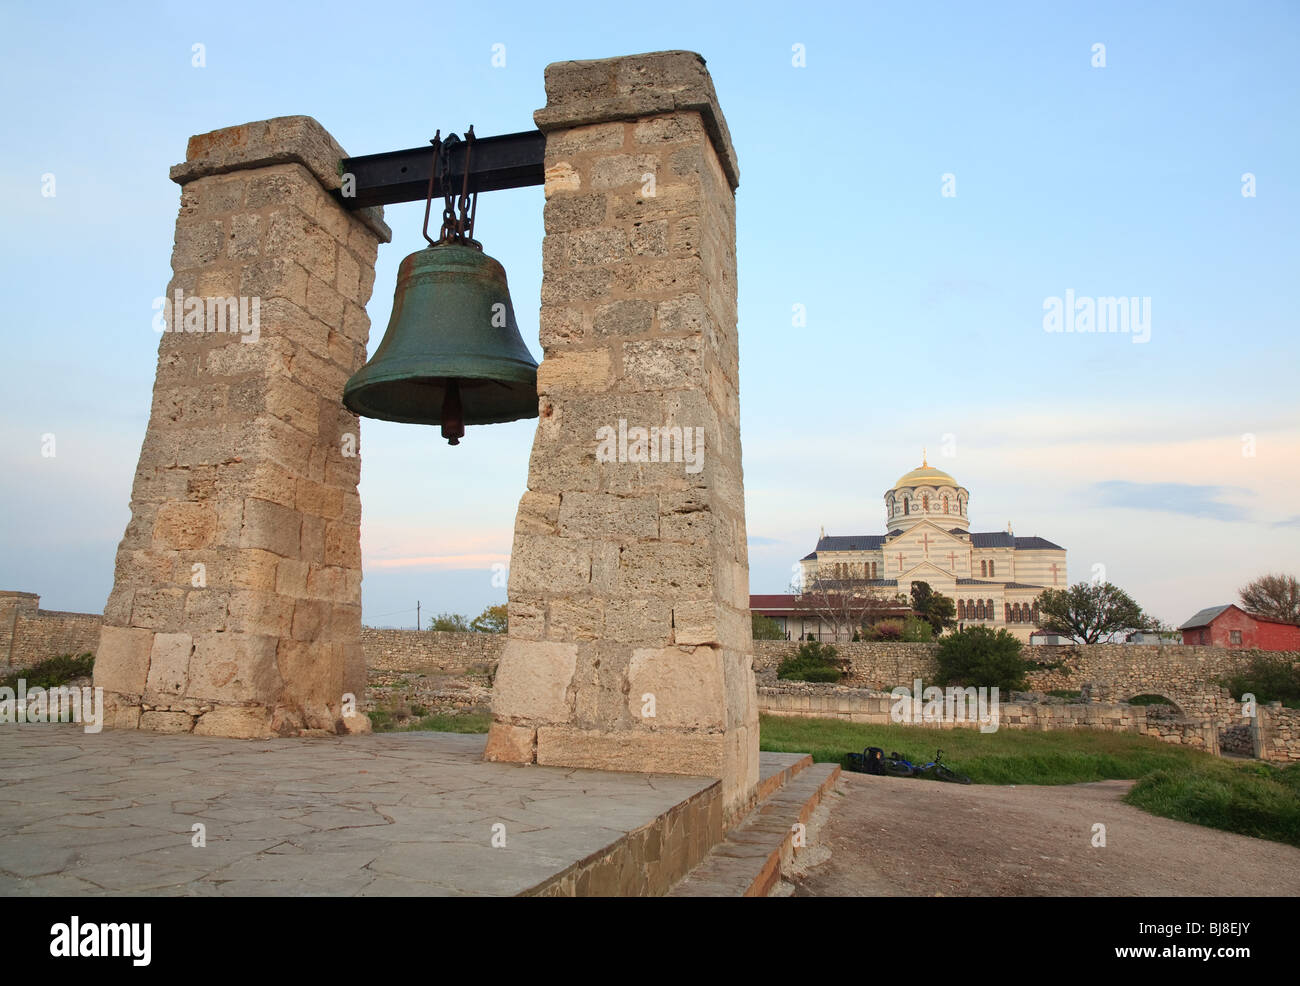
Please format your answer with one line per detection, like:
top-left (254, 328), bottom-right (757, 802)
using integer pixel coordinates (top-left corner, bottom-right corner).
top-left (881, 748), bottom-right (972, 784)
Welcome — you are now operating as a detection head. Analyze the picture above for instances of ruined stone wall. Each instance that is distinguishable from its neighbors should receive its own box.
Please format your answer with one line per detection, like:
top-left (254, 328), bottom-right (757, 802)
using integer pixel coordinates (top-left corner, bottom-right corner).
top-left (361, 628), bottom-right (504, 674)
top-left (0, 592), bottom-right (103, 670)
top-left (752, 639), bottom-right (1294, 699)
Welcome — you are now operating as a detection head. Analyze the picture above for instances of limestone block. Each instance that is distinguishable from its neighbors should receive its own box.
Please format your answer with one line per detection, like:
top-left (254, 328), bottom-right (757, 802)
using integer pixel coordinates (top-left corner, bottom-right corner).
top-left (491, 639), bottom-right (578, 722)
top-left (139, 710), bottom-right (195, 734)
top-left (144, 632), bottom-right (193, 700)
top-left (193, 705), bottom-right (275, 739)
top-left (186, 632), bottom-right (282, 703)
top-left (537, 726), bottom-right (725, 777)
top-left (484, 722), bottom-right (537, 762)
top-left (94, 626), bottom-right (155, 695)
top-left (628, 646), bottom-right (725, 729)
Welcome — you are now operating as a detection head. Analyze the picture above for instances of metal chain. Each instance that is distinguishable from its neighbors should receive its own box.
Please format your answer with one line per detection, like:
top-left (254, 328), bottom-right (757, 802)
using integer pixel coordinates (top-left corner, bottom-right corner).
top-left (421, 128), bottom-right (479, 248)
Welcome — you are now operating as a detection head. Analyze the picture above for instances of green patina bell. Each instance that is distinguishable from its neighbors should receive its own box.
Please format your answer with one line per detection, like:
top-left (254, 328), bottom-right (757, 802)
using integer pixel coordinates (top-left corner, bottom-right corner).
top-left (342, 242), bottom-right (538, 445)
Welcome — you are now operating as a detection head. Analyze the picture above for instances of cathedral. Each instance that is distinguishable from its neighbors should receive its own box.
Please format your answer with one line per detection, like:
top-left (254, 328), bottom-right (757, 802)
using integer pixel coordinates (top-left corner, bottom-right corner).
top-left (798, 456), bottom-right (1067, 642)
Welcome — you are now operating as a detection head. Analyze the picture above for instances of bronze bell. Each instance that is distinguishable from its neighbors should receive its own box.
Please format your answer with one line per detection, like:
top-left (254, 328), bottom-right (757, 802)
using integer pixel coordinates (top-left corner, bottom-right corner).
top-left (342, 242), bottom-right (537, 444)
top-left (342, 126), bottom-right (538, 445)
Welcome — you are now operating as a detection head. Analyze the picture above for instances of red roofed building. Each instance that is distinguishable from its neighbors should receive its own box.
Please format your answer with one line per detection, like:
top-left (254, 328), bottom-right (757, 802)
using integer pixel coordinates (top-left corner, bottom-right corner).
top-left (1177, 604), bottom-right (1300, 650)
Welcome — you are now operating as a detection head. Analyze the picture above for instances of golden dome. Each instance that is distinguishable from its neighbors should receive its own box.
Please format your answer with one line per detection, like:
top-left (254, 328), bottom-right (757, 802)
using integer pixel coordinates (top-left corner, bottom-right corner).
top-left (892, 453), bottom-right (959, 490)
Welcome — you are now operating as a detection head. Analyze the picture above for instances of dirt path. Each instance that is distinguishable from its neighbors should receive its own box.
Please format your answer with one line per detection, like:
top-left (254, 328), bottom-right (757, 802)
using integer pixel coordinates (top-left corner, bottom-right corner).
top-left (793, 774), bottom-right (1300, 896)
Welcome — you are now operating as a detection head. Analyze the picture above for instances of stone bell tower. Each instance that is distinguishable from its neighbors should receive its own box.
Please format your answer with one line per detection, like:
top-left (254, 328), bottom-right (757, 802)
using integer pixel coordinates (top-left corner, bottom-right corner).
top-left (484, 51), bottom-right (759, 819)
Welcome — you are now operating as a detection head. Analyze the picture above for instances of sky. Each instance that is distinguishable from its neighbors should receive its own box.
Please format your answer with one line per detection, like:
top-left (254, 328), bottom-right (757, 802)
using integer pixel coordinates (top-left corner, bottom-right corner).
top-left (1, 0), bottom-right (1297, 630)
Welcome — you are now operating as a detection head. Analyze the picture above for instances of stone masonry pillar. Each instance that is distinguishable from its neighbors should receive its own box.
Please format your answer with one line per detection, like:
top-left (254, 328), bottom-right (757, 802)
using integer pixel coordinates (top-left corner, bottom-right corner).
top-left (486, 51), bottom-right (759, 819)
top-left (94, 117), bottom-right (390, 738)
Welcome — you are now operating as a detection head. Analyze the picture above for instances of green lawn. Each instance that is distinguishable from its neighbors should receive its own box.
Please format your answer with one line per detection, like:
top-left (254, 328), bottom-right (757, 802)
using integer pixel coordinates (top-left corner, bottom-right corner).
top-left (368, 710), bottom-right (492, 734)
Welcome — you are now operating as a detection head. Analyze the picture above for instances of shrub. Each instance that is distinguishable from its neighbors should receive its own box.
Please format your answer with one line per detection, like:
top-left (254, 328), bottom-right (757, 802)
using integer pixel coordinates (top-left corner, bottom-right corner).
top-left (1220, 653), bottom-right (1300, 708)
top-left (1047, 689), bottom-right (1082, 700)
top-left (751, 614), bottom-right (786, 640)
top-left (935, 626), bottom-right (1029, 690)
top-left (901, 615), bottom-right (933, 642)
top-left (777, 639), bottom-right (844, 683)
top-left (0, 652), bottom-right (94, 691)
top-left (870, 620), bottom-right (902, 641)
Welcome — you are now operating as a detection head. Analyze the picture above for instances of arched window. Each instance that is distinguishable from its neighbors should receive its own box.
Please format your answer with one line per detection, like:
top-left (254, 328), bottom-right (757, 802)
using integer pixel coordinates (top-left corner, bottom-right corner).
top-left (942, 496), bottom-right (949, 514)
top-left (922, 494), bottom-right (929, 510)
top-left (987, 599), bottom-right (995, 620)
top-left (1032, 603), bottom-right (1039, 623)
top-left (980, 560), bottom-right (987, 577)
top-left (1012, 603), bottom-right (1021, 622)
top-left (1004, 603), bottom-right (1011, 622)
top-left (957, 599), bottom-right (965, 619)
top-left (870, 562), bottom-right (877, 579)
top-left (975, 600), bottom-right (985, 620)
top-left (988, 560), bottom-right (995, 577)
top-left (903, 499), bottom-right (909, 515)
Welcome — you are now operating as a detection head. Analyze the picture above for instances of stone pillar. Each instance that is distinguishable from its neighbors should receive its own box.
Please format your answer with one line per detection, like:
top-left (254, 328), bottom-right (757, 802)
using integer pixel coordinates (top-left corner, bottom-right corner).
top-left (486, 51), bottom-right (758, 819)
top-left (94, 117), bottom-right (390, 737)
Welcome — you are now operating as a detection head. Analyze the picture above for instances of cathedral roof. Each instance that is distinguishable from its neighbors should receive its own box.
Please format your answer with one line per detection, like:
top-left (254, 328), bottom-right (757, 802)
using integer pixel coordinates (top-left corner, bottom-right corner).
top-left (967, 533), bottom-right (1065, 550)
top-left (815, 535), bottom-right (887, 551)
top-left (892, 464), bottom-right (960, 489)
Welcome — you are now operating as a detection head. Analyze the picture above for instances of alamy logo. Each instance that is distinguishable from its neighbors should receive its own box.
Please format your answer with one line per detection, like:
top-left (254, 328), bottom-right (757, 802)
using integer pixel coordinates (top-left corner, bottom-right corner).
top-left (152, 289), bottom-right (261, 343)
top-left (595, 419), bottom-right (705, 474)
top-left (890, 679), bottom-right (1000, 733)
top-left (1042, 289), bottom-right (1150, 344)
top-left (0, 680), bottom-right (103, 733)
top-left (50, 916), bottom-right (151, 966)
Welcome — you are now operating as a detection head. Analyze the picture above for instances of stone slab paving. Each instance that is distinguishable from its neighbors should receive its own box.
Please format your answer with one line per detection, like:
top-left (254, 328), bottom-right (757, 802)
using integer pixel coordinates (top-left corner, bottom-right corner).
top-left (0, 725), bottom-right (719, 896)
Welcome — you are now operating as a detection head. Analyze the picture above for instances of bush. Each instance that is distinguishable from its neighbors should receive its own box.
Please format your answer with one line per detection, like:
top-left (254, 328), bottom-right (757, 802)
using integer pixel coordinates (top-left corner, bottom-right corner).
top-left (935, 626), bottom-right (1029, 690)
top-left (751, 614), bottom-right (786, 640)
top-left (901, 615), bottom-right (933, 642)
top-left (870, 620), bottom-right (902, 641)
top-left (0, 652), bottom-right (94, 691)
top-left (1220, 653), bottom-right (1300, 708)
top-left (777, 639), bottom-right (844, 683)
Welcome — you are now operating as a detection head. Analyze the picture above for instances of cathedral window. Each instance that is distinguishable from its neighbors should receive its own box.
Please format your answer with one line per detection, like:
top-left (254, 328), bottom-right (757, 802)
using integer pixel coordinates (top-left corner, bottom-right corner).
top-left (922, 494), bottom-right (929, 510)
top-left (903, 499), bottom-right (909, 515)
top-left (980, 560), bottom-right (987, 577)
top-left (988, 560), bottom-right (995, 577)
top-left (987, 599), bottom-right (994, 618)
top-left (942, 496), bottom-right (949, 514)
top-left (957, 600), bottom-right (965, 619)
top-left (1004, 604), bottom-right (1011, 622)
top-left (975, 600), bottom-right (985, 619)
top-left (870, 562), bottom-right (877, 579)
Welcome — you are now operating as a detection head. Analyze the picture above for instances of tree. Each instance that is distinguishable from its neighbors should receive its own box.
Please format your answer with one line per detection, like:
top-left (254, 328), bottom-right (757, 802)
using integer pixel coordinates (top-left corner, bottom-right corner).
top-left (1036, 582), bottom-right (1154, 644)
top-left (428, 612), bottom-right (470, 632)
top-left (751, 613), bottom-right (786, 640)
top-left (935, 625), bottom-right (1029, 690)
top-left (1239, 573), bottom-right (1300, 624)
top-left (910, 581), bottom-right (956, 634)
top-left (470, 604), bottom-right (508, 633)
top-left (789, 570), bottom-right (903, 641)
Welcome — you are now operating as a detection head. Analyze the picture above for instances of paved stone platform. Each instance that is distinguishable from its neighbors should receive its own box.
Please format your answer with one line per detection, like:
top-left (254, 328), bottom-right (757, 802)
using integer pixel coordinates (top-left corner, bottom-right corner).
top-left (0, 725), bottom-right (722, 896)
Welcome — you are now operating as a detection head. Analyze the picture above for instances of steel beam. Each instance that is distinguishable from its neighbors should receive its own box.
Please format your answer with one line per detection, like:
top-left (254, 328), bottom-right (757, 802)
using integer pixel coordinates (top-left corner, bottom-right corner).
top-left (336, 130), bottom-right (545, 209)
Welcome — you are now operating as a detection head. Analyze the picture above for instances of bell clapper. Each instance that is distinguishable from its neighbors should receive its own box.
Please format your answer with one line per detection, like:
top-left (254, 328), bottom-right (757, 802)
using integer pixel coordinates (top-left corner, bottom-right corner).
top-left (441, 378), bottom-right (465, 446)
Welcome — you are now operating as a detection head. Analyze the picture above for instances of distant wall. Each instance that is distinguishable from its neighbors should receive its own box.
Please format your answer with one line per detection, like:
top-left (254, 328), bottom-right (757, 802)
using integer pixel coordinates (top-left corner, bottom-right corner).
top-left (361, 628), bottom-right (504, 674)
top-left (751, 639), bottom-right (1296, 700)
top-left (0, 591), bottom-right (102, 670)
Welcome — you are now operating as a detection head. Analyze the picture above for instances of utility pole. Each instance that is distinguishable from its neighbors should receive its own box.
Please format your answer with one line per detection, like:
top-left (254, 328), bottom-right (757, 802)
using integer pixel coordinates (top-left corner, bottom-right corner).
top-left (416, 601), bottom-right (421, 631)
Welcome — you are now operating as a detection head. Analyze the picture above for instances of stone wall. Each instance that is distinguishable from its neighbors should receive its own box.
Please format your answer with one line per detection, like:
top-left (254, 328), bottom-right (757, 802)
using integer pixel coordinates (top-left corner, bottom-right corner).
top-left (361, 627), bottom-right (504, 674)
top-left (752, 639), bottom-right (1296, 701)
top-left (757, 686), bottom-right (1222, 754)
top-left (0, 592), bottom-right (103, 670)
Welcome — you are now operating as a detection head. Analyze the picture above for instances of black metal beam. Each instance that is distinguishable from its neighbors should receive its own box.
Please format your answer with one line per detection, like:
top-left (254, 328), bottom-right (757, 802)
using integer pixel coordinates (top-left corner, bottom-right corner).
top-left (336, 130), bottom-right (545, 209)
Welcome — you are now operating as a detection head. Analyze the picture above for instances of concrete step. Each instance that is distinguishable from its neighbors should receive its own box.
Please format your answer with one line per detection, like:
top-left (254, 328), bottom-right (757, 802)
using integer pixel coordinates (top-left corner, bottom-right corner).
top-left (755, 751), bottom-right (814, 802)
top-left (668, 759), bottom-right (840, 897)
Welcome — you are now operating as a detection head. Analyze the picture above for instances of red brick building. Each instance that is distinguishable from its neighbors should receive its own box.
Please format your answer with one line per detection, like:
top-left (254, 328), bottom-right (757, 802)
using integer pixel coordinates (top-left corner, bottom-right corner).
top-left (1177, 604), bottom-right (1300, 650)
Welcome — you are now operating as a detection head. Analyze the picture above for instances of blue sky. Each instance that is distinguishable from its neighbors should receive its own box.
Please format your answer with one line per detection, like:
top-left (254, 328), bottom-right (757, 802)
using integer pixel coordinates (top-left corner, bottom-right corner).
top-left (2, 0), bottom-right (1297, 628)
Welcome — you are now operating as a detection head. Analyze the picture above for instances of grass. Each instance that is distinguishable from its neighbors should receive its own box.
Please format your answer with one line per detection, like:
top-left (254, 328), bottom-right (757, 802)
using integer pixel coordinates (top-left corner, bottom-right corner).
top-left (368, 710), bottom-right (491, 734)
top-left (0, 653), bottom-right (94, 691)
top-left (1046, 689), bottom-right (1082, 700)
top-left (758, 713), bottom-right (1216, 785)
top-left (759, 714), bottom-right (1300, 847)
top-left (1125, 761), bottom-right (1300, 848)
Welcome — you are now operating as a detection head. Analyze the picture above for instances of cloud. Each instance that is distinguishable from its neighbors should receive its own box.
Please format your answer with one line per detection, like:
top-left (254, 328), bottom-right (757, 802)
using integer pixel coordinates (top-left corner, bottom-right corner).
top-left (1273, 515), bottom-right (1300, 528)
top-left (1089, 481), bottom-right (1250, 522)
top-left (365, 552), bottom-right (508, 571)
